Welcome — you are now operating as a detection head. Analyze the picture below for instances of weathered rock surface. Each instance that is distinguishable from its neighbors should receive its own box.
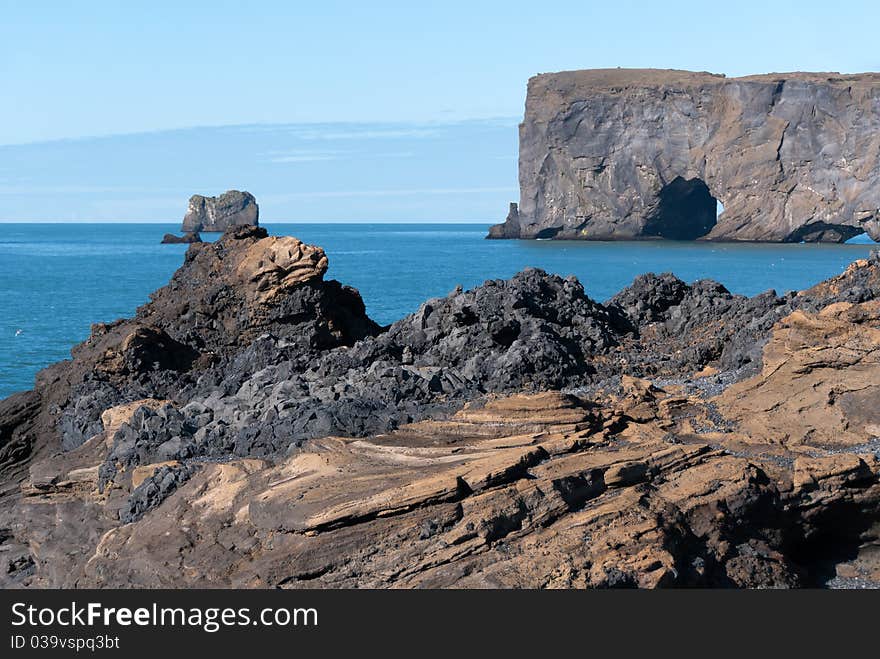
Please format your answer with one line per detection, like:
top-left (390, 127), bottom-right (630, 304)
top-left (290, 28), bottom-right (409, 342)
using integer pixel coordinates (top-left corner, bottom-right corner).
top-left (1, 225), bottom-right (379, 460)
top-left (489, 69), bottom-right (880, 243)
top-left (182, 190), bottom-right (259, 233)
top-left (718, 299), bottom-right (880, 448)
top-left (2, 227), bottom-right (880, 588)
top-left (161, 231), bottom-right (202, 244)
top-left (7, 384), bottom-right (880, 588)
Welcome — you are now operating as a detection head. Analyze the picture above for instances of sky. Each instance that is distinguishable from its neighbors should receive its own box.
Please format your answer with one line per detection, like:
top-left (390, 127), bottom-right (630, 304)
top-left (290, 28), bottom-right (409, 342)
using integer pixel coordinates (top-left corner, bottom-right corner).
top-left (0, 120), bottom-right (519, 221)
top-left (1, 0), bottom-right (878, 220)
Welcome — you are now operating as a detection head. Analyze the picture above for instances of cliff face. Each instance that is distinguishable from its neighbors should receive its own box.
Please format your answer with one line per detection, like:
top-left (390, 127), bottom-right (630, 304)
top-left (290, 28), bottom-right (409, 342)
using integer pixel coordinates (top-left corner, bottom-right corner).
top-left (489, 69), bottom-right (880, 242)
top-left (182, 189), bottom-right (259, 232)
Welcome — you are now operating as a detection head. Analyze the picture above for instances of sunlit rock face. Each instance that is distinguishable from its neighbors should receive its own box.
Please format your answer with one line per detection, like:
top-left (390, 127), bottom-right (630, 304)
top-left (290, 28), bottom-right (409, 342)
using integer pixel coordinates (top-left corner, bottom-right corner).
top-left (489, 69), bottom-right (880, 243)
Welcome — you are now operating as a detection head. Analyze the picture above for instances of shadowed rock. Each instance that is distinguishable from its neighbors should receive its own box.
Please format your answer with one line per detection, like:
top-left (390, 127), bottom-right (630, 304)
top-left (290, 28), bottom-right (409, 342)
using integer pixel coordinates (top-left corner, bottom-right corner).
top-left (161, 232), bottom-right (202, 244)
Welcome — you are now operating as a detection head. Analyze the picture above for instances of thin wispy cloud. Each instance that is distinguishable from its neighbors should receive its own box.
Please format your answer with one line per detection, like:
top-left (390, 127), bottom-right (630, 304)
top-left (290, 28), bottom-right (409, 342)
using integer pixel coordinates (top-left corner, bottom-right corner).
top-left (263, 186), bottom-right (516, 202)
top-left (229, 124), bottom-right (443, 141)
top-left (262, 149), bottom-right (416, 164)
top-left (267, 154), bottom-right (341, 163)
top-left (0, 184), bottom-right (168, 195)
top-left (295, 128), bottom-right (440, 141)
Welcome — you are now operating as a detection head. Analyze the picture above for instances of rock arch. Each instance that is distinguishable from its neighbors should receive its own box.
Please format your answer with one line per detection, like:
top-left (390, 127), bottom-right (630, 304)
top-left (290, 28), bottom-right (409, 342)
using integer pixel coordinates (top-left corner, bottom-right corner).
top-left (643, 177), bottom-right (718, 240)
top-left (488, 69), bottom-right (880, 243)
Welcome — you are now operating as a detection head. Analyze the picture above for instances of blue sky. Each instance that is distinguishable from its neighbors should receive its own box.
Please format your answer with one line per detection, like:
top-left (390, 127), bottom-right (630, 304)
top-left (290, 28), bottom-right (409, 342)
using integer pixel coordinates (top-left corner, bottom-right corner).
top-left (1, 0), bottom-right (877, 220)
top-left (0, 120), bottom-right (519, 221)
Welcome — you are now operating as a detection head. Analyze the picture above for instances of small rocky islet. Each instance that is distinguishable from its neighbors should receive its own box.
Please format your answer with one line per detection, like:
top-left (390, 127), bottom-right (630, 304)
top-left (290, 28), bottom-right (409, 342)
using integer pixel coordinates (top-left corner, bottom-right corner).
top-left (160, 189), bottom-right (258, 243)
top-left (3, 68), bottom-right (880, 588)
top-left (160, 231), bottom-right (202, 244)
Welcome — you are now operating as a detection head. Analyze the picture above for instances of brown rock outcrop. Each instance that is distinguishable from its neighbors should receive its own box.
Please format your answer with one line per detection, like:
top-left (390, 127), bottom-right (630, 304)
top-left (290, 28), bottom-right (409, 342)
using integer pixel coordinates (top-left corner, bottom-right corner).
top-left (113, 225), bottom-right (366, 355)
top-left (489, 69), bottom-right (880, 242)
top-left (716, 300), bottom-right (880, 448)
top-left (234, 235), bottom-right (329, 302)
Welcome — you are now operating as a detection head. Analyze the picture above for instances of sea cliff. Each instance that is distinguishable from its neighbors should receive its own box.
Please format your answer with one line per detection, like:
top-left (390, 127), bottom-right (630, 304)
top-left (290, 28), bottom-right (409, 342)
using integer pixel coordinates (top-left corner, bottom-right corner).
top-left (489, 69), bottom-right (880, 243)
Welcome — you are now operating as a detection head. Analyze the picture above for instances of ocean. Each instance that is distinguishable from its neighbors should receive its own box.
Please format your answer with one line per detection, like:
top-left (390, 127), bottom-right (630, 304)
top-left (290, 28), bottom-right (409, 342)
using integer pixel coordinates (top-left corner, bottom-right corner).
top-left (0, 222), bottom-right (876, 398)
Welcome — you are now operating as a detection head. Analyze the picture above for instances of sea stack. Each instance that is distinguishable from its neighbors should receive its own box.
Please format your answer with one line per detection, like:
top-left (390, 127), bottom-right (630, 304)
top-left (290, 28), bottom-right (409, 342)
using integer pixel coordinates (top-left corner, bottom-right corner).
top-left (489, 69), bottom-right (880, 243)
top-left (182, 189), bottom-right (259, 233)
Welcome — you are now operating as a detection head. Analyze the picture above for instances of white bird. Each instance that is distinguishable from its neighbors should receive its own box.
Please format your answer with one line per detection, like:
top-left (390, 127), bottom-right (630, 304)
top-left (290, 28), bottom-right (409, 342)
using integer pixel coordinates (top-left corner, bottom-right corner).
top-left (15, 329), bottom-right (22, 336)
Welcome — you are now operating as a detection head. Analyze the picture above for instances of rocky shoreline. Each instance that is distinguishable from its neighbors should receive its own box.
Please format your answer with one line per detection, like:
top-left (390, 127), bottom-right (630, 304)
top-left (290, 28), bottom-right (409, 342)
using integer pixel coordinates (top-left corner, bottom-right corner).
top-left (1, 225), bottom-right (879, 588)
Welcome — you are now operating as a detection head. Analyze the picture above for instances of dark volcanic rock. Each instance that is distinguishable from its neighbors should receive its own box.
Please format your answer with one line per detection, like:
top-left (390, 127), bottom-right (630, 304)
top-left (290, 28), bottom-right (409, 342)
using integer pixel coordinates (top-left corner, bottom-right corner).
top-left (489, 69), bottom-right (880, 243)
top-left (182, 190), bottom-right (259, 233)
top-left (98, 403), bottom-right (196, 491)
top-left (607, 274), bottom-right (795, 377)
top-left (3, 225), bottom-right (380, 460)
top-left (348, 267), bottom-right (621, 392)
top-left (119, 463), bottom-right (194, 523)
top-left (161, 232), bottom-right (202, 244)
top-left (487, 203), bottom-right (523, 239)
top-left (0, 391), bottom-right (40, 484)
top-left (158, 267), bottom-right (624, 458)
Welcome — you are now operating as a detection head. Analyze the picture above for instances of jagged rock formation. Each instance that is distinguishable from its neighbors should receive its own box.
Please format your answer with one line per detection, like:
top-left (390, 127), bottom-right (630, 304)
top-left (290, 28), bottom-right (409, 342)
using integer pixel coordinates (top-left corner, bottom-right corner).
top-left (0, 225), bottom-right (379, 461)
top-left (161, 231), bottom-right (202, 244)
top-left (1, 229), bottom-right (880, 588)
top-left (182, 190), bottom-right (259, 233)
top-left (489, 69), bottom-right (880, 243)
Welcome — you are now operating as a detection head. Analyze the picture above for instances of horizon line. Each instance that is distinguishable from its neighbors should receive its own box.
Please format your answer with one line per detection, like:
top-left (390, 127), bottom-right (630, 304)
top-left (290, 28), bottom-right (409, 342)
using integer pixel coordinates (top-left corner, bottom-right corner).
top-left (0, 219), bottom-right (495, 225)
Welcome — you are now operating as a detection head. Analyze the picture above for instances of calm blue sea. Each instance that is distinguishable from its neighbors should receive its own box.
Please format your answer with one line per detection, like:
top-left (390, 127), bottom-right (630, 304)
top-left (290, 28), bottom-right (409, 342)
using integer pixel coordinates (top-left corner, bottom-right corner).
top-left (0, 222), bottom-right (876, 398)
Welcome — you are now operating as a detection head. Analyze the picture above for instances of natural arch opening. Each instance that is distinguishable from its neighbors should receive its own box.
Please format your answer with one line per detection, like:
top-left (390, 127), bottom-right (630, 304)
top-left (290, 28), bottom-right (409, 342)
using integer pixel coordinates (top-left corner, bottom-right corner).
top-left (644, 177), bottom-right (718, 240)
top-left (786, 222), bottom-right (865, 243)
